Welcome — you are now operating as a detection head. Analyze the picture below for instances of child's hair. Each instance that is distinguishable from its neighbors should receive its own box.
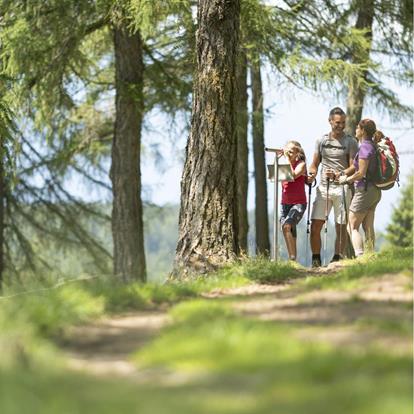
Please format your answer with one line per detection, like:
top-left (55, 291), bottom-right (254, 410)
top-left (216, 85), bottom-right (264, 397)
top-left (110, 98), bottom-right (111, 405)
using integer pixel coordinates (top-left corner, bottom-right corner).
top-left (286, 140), bottom-right (306, 161)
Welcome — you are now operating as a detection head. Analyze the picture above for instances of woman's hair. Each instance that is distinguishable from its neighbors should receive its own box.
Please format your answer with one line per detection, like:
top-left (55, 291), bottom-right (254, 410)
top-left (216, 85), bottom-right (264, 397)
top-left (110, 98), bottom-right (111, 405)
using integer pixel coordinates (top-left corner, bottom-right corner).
top-left (358, 119), bottom-right (377, 139)
top-left (373, 130), bottom-right (385, 143)
top-left (286, 140), bottom-right (306, 161)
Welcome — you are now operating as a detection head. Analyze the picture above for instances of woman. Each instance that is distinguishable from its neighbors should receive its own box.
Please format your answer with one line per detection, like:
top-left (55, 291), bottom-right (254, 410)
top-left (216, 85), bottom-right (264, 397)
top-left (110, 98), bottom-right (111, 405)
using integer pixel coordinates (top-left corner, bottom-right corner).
top-left (339, 119), bottom-right (381, 256)
top-left (277, 141), bottom-right (307, 261)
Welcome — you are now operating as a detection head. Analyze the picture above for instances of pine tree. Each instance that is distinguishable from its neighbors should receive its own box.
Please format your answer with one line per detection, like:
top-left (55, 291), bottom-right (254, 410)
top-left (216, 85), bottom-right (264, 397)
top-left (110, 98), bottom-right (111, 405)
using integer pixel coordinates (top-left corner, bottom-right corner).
top-left (235, 48), bottom-right (249, 254)
top-left (386, 174), bottom-right (413, 248)
top-left (0, 80), bottom-right (15, 287)
top-left (0, 1), bottom-right (191, 282)
top-left (251, 56), bottom-right (270, 256)
top-left (175, 0), bottom-right (241, 273)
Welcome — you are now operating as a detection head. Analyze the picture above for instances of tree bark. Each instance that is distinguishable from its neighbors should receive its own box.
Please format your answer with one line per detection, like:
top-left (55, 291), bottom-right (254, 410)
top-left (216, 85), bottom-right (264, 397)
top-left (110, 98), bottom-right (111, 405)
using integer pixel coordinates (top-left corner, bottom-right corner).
top-left (175, 0), bottom-right (241, 274)
top-left (110, 26), bottom-right (146, 282)
top-left (0, 148), bottom-right (4, 290)
top-left (236, 49), bottom-right (249, 254)
top-left (345, 0), bottom-right (374, 260)
top-left (345, 0), bottom-right (375, 135)
top-left (251, 58), bottom-right (270, 256)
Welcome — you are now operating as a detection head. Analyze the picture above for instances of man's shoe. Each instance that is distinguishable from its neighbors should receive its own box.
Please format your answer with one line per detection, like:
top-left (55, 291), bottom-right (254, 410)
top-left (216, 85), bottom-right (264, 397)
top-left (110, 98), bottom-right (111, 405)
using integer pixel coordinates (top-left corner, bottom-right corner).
top-left (330, 254), bottom-right (342, 263)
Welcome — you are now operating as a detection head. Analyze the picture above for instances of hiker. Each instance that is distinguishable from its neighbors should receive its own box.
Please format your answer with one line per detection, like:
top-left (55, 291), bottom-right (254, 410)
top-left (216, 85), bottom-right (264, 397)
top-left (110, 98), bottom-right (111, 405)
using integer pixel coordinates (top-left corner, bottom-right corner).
top-left (338, 119), bottom-right (381, 256)
top-left (307, 107), bottom-right (358, 267)
top-left (277, 141), bottom-right (307, 261)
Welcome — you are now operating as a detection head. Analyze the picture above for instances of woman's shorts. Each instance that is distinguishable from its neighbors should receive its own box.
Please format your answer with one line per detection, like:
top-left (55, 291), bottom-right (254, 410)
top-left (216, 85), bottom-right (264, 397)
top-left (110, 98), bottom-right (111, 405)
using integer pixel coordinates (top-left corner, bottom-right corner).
top-left (349, 185), bottom-right (381, 213)
top-left (280, 203), bottom-right (307, 237)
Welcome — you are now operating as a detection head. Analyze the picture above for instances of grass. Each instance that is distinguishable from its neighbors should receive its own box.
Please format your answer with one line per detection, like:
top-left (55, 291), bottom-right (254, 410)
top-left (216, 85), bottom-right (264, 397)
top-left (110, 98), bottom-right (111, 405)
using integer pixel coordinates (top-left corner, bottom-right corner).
top-left (212, 256), bottom-right (302, 284)
top-left (0, 249), bottom-right (411, 414)
top-left (0, 256), bottom-right (300, 339)
top-left (1, 298), bottom-right (411, 414)
top-left (301, 246), bottom-right (413, 291)
top-left (131, 300), bottom-right (412, 414)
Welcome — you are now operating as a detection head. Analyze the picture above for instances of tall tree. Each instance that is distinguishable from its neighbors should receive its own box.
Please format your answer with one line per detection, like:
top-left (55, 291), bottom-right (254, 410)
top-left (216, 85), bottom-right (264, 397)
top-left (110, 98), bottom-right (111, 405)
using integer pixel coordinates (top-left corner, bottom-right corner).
top-left (175, 0), bottom-right (241, 273)
top-left (236, 48), bottom-right (249, 254)
top-left (345, 0), bottom-right (375, 135)
top-left (111, 18), bottom-right (146, 282)
top-left (0, 1), bottom-right (162, 282)
top-left (0, 84), bottom-right (15, 288)
top-left (251, 57), bottom-right (270, 255)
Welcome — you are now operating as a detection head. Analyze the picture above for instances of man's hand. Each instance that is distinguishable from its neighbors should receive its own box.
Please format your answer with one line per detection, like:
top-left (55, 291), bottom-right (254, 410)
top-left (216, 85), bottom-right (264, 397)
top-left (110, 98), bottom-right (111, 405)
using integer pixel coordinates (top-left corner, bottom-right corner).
top-left (325, 168), bottom-right (336, 180)
top-left (307, 172), bottom-right (316, 183)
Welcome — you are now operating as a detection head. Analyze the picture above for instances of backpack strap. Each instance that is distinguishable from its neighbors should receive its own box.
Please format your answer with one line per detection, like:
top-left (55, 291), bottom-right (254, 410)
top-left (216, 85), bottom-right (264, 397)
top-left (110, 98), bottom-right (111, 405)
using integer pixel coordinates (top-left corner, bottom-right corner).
top-left (319, 133), bottom-right (351, 163)
top-left (318, 134), bottom-right (330, 162)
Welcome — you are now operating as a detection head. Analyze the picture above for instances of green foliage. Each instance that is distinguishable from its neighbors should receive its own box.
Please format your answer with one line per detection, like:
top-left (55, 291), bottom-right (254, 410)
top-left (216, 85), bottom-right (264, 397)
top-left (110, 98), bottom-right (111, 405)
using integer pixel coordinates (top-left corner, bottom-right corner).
top-left (0, 81), bottom-right (17, 180)
top-left (386, 174), bottom-right (413, 248)
top-left (128, 0), bottom-right (192, 39)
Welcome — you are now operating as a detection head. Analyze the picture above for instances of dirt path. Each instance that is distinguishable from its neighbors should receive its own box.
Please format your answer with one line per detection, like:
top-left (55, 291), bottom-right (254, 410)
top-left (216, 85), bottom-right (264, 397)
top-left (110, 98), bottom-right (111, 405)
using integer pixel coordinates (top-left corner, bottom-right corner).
top-left (61, 268), bottom-right (412, 378)
top-left (62, 312), bottom-right (170, 377)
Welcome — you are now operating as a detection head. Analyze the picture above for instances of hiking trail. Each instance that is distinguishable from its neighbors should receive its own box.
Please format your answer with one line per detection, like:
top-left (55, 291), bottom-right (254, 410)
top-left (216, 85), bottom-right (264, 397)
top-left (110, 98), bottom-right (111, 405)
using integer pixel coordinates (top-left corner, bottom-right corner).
top-left (61, 263), bottom-right (412, 381)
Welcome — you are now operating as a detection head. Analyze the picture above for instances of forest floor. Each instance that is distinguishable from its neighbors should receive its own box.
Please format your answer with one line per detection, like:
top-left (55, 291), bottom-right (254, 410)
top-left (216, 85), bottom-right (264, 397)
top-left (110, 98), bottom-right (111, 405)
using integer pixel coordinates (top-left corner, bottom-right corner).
top-left (61, 261), bottom-right (412, 381)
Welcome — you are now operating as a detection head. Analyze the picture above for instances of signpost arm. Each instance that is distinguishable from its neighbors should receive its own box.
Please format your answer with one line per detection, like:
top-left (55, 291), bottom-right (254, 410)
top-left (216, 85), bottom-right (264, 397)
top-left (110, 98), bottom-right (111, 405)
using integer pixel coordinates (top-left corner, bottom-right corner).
top-left (274, 154), bottom-right (279, 261)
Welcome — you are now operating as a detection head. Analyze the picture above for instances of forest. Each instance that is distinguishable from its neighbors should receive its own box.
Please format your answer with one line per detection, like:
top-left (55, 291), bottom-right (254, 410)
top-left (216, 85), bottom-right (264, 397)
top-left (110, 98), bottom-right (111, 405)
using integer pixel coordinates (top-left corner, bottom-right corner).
top-left (0, 1), bottom-right (413, 413)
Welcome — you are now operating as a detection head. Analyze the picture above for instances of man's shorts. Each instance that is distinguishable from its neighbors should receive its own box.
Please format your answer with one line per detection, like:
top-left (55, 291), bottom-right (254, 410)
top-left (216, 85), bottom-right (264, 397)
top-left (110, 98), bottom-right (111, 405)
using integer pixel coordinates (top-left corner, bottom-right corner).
top-left (280, 203), bottom-right (307, 237)
top-left (311, 184), bottom-right (352, 225)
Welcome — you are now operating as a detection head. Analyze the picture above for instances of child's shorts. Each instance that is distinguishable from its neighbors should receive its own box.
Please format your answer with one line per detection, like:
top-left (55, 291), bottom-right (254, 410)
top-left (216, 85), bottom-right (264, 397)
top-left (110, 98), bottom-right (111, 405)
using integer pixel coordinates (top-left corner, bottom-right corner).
top-left (280, 203), bottom-right (307, 237)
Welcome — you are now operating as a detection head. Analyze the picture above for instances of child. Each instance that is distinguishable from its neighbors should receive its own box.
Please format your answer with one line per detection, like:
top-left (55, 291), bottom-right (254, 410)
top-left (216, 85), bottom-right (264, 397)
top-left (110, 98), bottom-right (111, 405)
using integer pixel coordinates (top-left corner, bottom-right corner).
top-left (277, 141), bottom-right (307, 261)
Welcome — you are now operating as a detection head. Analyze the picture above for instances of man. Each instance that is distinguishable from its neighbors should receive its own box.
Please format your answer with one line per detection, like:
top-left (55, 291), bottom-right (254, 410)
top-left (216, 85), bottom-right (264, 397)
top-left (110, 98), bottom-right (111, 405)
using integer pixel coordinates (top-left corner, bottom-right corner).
top-left (307, 107), bottom-right (358, 267)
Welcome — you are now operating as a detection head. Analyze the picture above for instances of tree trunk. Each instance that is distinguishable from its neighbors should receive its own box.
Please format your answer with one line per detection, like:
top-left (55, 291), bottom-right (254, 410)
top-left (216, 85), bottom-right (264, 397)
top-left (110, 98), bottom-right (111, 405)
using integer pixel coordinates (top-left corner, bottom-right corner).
top-left (251, 58), bottom-right (270, 256)
top-left (0, 149), bottom-right (4, 290)
top-left (110, 26), bottom-right (146, 282)
top-left (345, 0), bottom-right (374, 135)
top-left (236, 49), bottom-right (249, 254)
top-left (175, 0), bottom-right (241, 274)
top-left (345, 0), bottom-right (374, 260)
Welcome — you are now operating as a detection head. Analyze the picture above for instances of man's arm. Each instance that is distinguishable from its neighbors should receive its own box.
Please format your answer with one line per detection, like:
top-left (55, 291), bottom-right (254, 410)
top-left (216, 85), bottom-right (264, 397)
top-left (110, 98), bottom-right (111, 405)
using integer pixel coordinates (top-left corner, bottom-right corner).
top-left (307, 152), bottom-right (320, 183)
top-left (334, 140), bottom-right (357, 180)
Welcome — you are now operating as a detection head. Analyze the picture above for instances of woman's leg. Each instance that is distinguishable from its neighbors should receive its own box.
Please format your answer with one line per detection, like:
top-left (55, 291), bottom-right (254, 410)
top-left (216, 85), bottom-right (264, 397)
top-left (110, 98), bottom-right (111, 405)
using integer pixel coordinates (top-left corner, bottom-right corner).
top-left (348, 210), bottom-right (367, 257)
top-left (362, 208), bottom-right (376, 251)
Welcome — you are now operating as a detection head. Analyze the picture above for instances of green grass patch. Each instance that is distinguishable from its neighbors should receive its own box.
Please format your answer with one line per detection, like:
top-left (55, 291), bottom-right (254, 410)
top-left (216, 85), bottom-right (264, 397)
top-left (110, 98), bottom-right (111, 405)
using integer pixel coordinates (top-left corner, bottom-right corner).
top-left (302, 246), bottom-right (413, 290)
top-left (213, 255), bottom-right (302, 284)
top-left (356, 317), bottom-right (413, 336)
top-left (132, 299), bottom-right (412, 414)
top-left (0, 256), bottom-right (299, 349)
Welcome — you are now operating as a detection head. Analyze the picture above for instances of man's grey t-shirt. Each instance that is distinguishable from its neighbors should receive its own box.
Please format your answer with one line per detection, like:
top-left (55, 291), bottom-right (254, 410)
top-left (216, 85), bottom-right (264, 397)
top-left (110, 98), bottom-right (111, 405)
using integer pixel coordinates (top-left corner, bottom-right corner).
top-left (315, 133), bottom-right (358, 186)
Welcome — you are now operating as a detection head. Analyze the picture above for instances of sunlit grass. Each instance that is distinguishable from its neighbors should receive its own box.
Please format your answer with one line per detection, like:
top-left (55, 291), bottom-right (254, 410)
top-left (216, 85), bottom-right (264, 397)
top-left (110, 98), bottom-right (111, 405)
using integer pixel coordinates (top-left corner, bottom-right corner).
top-left (301, 246), bottom-right (413, 290)
top-left (132, 299), bottom-right (412, 414)
top-left (0, 251), bottom-right (412, 414)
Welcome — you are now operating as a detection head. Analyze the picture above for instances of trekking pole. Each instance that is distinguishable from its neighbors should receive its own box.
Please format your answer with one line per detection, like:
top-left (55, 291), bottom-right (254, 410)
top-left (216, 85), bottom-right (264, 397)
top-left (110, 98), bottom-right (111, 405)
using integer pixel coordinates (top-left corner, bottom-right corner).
top-left (305, 177), bottom-right (317, 267)
top-left (342, 184), bottom-right (351, 253)
top-left (323, 178), bottom-right (331, 266)
top-left (339, 185), bottom-right (344, 258)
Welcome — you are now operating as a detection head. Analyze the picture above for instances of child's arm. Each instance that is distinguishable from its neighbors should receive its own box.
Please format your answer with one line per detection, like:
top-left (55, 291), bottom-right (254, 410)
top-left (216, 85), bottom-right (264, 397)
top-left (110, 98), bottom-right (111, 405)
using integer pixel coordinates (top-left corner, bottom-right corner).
top-left (291, 160), bottom-right (306, 179)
